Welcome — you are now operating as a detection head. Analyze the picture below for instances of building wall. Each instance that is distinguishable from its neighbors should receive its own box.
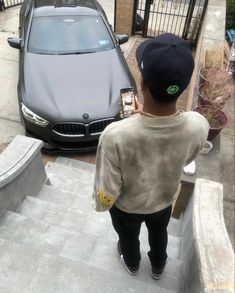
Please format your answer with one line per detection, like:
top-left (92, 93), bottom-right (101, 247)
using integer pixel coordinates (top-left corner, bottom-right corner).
top-left (114, 0), bottom-right (135, 35)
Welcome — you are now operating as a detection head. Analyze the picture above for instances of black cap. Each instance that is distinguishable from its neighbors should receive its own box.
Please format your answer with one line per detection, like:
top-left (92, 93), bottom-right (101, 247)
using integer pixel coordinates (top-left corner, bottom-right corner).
top-left (136, 33), bottom-right (194, 101)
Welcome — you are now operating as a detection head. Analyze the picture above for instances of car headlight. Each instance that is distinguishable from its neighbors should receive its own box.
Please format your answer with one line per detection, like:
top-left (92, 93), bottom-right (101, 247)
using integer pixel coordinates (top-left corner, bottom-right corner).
top-left (21, 104), bottom-right (49, 127)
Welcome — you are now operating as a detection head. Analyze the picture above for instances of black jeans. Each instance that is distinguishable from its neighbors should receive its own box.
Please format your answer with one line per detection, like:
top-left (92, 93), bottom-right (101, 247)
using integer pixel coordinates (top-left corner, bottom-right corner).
top-left (109, 205), bottom-right (172, 268)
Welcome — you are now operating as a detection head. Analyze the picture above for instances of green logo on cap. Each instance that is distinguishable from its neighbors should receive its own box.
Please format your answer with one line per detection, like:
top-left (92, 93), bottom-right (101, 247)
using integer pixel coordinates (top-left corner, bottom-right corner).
top-left (167, 85), bottom-right (179, 95)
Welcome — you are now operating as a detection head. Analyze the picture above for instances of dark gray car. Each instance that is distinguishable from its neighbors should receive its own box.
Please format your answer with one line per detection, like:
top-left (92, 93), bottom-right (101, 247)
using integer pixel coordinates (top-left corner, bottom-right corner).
top-left (8, 0), bottom-right (136, 152)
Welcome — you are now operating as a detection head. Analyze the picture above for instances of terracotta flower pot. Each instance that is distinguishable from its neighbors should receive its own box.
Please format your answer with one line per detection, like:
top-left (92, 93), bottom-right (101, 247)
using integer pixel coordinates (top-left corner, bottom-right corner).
top-left (193, 105), bottom-right (228, 141)
top-left (199, 66), bottom-right (232, 87)
top-left (197, 83), bottom-right (231, 109)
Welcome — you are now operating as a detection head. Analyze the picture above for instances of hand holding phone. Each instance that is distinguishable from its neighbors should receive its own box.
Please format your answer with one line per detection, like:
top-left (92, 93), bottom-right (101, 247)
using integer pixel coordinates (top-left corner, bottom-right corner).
top-left (120, 88), bottom-right (137, 118)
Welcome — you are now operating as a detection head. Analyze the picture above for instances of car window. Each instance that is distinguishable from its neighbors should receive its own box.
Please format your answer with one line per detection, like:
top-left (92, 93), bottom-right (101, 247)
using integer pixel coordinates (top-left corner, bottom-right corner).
top-left (28, 15), bottom-right (115, 54)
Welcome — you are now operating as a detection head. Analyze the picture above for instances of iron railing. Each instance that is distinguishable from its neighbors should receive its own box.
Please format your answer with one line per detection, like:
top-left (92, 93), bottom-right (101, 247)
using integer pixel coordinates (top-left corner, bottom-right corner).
top-left (1, 0), bottom-right (22, 10)
top-left (133, 0), bottom-right (208, 46)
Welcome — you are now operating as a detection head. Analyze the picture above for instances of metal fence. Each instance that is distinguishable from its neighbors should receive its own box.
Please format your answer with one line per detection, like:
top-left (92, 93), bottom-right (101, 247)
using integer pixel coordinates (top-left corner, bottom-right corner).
top-left (133, 0), bottom-right (208, 46)
top-left (0, 0), bottom-right (22, 10)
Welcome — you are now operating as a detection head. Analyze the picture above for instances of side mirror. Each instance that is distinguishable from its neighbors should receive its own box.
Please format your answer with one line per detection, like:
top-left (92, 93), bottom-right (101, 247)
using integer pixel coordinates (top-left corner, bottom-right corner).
top-left (116, 34), bottom-right (129, 45)
top-left (7, 37), bottom-right (22, 49)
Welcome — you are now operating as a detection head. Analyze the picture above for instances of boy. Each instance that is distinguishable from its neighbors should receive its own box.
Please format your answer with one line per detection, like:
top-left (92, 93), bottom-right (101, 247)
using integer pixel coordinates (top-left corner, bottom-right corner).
top-left (92, 33), bottom-right (209, 279)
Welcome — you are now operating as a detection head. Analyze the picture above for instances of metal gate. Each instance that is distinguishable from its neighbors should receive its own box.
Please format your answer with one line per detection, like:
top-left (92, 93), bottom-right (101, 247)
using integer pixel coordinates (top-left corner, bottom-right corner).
top-left (0, 0), bottom-right (22, 10)
top-left (133, 0), bottom-right (208, 46)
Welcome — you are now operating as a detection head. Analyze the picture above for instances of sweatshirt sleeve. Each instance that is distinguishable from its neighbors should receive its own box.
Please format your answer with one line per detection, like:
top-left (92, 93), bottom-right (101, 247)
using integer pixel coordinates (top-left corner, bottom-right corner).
top-left (91, 130), bottom-right (122, 212)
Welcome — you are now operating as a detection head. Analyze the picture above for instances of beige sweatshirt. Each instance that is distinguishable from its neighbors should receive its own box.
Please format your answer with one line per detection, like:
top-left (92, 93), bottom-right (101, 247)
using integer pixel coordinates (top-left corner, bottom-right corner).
top-left (92, 111), bottom-right (209, 214)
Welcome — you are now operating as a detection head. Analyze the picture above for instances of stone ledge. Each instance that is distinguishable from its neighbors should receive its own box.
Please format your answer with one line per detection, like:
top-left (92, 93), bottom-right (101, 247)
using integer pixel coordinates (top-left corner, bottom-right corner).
top-left (193, 178), bottom-right (234, 292)
top-left (0, 135), bottom-right (47, 217)
top-left (0, 135), bottom-right (43, 188)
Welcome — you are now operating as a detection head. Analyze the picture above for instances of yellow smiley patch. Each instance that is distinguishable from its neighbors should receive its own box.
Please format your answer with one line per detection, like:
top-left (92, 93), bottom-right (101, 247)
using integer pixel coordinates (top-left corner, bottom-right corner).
top-left (97, 190), bottom-right (115, 207)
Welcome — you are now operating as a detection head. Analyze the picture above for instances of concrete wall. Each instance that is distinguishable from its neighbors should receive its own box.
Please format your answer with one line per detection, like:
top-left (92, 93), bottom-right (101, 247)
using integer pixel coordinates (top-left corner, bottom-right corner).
top-left (0, 135), bottom-right (47, 217)
top-left (181, 179), bottom-right (234, 293)
top-left (180, 195), bottom-right (201, 292)
top-left (114, 0), bottom-right (135, 35)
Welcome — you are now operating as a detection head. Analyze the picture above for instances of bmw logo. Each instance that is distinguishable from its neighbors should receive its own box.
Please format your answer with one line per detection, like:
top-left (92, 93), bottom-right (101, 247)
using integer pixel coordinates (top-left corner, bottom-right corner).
top-left (83, 113), bottom-right (89, 120)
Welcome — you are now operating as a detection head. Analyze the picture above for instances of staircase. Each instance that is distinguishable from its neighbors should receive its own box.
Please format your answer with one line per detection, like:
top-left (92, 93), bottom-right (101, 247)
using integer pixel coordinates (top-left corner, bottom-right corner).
top-left (0, 157), bottom-right (185, 293)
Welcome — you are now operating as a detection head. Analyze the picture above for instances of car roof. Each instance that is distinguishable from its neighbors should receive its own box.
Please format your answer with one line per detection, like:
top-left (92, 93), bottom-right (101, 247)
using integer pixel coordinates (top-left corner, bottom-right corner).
top-left (33, 0), bottom-right (101, 17)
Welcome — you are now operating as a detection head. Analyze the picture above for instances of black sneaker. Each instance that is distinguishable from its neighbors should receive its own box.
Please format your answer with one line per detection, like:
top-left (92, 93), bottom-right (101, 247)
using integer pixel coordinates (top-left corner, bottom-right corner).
top-left (151, 263), bottom-right (166, 280)
top-left (117, 241), bottom-right (139, 276)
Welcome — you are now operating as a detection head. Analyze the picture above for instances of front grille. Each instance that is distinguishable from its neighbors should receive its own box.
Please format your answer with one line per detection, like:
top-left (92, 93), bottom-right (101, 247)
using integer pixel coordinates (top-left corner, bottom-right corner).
top-left (52, 123), bottom-right (85, 136)
top-left (89, 119), bottom-right (115, 135)
top-left (52, 118), bottom-right (115, 137)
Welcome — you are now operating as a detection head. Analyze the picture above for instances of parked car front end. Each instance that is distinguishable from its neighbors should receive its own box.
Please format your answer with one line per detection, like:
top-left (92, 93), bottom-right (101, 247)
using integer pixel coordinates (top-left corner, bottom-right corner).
top-left (8, 0), bottom-right (136, 152)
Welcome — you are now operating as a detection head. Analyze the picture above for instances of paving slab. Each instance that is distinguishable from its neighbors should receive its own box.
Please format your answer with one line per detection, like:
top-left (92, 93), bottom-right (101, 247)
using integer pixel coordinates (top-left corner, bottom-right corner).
top-left (37, 184), bottom-right (87, 207)
top-left (0, 211), bottom-right (72, 255)
top-left (45, 162), bottom-right (94, 195)
top-left (35, 183), bottom-right (183, 239)
top-left (17, 192), bottom-right (182, 259)
top-left (0, 118), bottom-right (24, 143)
top-left (0, 6), bottom-right (19, 33)
top-left (55, 156), bottom-right (96, 170)
top-left (98, 0), bottom-right (114, 26)
top-left (46, 161), bottom-right (95, 181)
top-left (18, 196), bottom-right (89, 233)
top-left (0, 56), bottom-right (19, 121)
top-left (0, 238), bottom-right (176, 293)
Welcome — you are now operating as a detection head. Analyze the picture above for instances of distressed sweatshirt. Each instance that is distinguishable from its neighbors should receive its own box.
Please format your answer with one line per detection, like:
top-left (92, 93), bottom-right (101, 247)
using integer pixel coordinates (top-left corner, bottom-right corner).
top-left (92, 111), bottom-right (209, 214)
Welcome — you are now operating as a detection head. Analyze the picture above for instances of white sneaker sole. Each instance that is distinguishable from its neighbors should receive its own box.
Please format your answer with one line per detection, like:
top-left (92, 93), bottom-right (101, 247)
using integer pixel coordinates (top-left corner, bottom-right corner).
top-left (120, 255), bottom-right (138, 276)
top-left (151, 272), bottom-right (162, 280)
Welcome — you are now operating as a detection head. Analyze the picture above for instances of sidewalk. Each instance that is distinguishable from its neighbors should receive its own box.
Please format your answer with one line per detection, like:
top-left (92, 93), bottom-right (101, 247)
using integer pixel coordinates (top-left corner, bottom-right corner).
top-left (0, 6), bottom-right (24, 147)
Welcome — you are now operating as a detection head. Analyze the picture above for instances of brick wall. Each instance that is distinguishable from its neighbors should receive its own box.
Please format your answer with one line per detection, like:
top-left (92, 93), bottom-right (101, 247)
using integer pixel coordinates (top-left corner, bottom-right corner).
top-left (115, 0), bottom-right (134, 35)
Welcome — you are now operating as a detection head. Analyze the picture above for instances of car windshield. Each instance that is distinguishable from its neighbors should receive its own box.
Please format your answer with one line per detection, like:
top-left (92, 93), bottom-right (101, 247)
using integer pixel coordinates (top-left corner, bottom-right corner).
top-left (28, 15), bottom-right (114, 54)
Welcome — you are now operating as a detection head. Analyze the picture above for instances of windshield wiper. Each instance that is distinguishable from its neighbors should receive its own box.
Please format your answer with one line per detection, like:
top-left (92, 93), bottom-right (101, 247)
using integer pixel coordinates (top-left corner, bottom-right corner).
top-left (57, 51), bottom-right (95, 55)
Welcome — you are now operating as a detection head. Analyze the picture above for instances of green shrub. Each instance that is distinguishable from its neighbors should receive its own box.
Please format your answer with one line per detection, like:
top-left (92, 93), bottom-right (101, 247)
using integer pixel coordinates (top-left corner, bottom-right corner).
top-left (226, 0), bottom-right (235, 29)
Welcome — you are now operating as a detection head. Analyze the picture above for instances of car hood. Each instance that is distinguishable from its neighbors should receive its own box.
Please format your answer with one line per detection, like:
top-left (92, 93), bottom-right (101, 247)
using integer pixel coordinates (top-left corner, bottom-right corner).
top-left (22, 49), bottom-right (134, 121)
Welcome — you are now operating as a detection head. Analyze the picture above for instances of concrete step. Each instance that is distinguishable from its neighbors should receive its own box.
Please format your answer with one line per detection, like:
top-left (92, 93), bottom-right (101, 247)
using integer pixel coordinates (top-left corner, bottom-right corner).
top-left (45, 162), bottom-right (93, 195)
top-left (17, 195), bottom-right (181, 260)
top-left (47, 161), bottom-right (94, 181)
top-left (18, 195), bottom-right (92, 235)
top-left (37, 185), bottom-right (183, 236)
top-left (37, 184), bottom-right (91, 211)
top-left (37, 184), bottom-right (182, 234)
top-left (0, 156), bottom-right (185, 292)
top-left (55, 156), bottom-right (96, 172)
top-left (0, 208), bottom-right (181, 261)
top-left (0, 210), bottom-right (72, 256)
top-left (0, 238), bottom-right (178, 293)
top-left (44, 162), bottom-right (182, 236)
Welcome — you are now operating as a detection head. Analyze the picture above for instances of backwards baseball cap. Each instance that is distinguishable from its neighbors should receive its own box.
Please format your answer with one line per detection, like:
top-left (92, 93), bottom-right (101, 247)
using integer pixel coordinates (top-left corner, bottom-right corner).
top-left (136, 33), bottom-right (194, 101)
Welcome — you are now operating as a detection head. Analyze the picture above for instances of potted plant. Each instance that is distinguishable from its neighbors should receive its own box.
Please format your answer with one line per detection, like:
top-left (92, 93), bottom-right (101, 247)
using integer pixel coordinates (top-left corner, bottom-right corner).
top-left (193, 105), bottom-right (228, 141)
top-left (198, 66), bottom-right (233, 109)
top-left (199, 66), bottom-right (232, 86)
top-left (198, 82), bottom-right (231, 109)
